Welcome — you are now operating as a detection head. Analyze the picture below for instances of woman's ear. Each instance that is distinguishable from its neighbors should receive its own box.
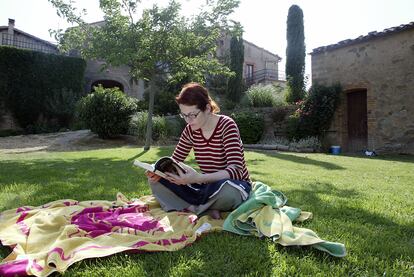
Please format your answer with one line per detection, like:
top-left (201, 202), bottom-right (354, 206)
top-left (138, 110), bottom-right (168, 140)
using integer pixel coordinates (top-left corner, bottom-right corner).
top-left (206, 104), bottom-right (212, 113)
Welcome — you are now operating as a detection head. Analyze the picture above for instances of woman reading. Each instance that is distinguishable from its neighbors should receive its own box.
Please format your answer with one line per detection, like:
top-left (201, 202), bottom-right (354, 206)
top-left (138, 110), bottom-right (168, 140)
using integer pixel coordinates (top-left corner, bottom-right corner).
top-left (147, 82), bottom-right (251, 219)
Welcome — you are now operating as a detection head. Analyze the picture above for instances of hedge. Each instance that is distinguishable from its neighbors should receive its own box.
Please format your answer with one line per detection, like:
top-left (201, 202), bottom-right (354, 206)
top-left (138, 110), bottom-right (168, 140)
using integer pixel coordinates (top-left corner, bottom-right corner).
top-left (0, 46), bottom-right (86, 128)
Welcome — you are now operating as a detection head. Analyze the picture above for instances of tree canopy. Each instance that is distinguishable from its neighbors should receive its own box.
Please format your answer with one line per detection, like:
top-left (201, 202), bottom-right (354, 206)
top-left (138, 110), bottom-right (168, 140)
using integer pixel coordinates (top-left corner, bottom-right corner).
top-left (49, 0), bottom-right (240, 149)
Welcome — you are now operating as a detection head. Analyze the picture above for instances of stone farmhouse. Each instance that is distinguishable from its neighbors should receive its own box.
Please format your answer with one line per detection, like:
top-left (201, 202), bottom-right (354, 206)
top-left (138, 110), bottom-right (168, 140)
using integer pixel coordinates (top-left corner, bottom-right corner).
top-left (311, 22), bottom-right (414, 154)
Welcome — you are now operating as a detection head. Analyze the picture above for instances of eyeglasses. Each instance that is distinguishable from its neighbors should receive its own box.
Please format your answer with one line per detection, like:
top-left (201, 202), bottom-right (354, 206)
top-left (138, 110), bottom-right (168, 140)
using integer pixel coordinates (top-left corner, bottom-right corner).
top-left (179, 110), bottom-right (201, 120)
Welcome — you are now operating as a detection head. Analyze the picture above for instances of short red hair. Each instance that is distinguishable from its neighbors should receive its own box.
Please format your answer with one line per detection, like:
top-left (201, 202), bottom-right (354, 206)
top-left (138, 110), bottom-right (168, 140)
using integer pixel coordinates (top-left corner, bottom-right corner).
top-left (175, 82), bottom-right (220, 113)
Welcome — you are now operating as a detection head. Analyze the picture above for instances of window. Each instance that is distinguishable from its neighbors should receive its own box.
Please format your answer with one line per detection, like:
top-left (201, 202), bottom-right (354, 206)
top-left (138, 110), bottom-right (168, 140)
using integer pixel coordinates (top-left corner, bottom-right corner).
top-left (246, 64), bottom-right (254, 79)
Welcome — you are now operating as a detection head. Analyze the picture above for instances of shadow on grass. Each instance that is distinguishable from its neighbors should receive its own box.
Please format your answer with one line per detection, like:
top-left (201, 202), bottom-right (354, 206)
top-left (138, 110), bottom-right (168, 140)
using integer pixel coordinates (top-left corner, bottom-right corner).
top-left (1, 150), bottom-right (413, 275)
top-left (0, 154), bottom-right (275, 276)
top-left (284, 181), bottom-right (360, 203)
top-left (0, 157), bottom-right (153, 211)
top-left (248, 151), bottom-right (346, 170)
top-left (339, 153), bottom-right (414, 164)
top-left (282, 181), bottom-right (413, 262)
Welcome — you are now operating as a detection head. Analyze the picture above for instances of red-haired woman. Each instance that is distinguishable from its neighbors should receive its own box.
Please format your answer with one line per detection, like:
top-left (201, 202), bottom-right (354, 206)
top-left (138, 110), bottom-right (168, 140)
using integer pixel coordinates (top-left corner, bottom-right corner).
top-left (147, 82), bottom-right (251, 219)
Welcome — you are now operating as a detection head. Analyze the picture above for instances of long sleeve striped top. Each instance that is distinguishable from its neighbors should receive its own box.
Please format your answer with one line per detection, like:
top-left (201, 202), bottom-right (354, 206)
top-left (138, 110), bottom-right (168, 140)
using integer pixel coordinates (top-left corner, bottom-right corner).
top-left (172, 115), bottom-right (250, 182)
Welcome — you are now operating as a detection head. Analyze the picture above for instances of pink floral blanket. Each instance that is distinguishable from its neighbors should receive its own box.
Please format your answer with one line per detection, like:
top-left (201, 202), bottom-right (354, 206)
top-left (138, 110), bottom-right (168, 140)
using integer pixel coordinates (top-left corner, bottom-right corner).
top-left (0, 193), bottom-right (223, 277)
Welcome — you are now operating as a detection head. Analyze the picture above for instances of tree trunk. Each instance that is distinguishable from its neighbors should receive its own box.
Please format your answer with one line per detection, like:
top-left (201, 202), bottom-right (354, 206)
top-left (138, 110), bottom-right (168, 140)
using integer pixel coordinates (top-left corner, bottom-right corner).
top-left (144, 78), bottom-right (156, 151)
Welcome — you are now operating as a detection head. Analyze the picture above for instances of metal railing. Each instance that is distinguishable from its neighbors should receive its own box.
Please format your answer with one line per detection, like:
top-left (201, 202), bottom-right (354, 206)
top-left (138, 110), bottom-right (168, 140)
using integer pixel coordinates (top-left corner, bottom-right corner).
top-left (244, 69), bottom-right (286, 87)
top-left (0, 33), bottom-right (58, 54)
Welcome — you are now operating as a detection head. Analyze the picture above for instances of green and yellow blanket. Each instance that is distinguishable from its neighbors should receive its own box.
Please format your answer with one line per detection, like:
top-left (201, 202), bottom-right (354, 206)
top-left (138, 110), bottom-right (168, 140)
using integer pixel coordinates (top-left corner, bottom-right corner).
top-left (223, 182), bottom-right (346, 257)
top-left (0, 182), bottom-right (345, 276)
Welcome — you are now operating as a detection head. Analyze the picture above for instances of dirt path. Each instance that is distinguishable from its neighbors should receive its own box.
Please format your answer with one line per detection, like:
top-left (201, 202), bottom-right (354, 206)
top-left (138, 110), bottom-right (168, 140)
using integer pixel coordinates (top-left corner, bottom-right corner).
top-left (0, 130), bottom-right (137, 154)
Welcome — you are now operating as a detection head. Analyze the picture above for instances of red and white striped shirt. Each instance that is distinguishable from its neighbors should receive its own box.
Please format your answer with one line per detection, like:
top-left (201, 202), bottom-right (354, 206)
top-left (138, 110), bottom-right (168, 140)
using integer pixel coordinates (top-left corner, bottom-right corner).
top-left (172, 115), bottom-right (250, 182)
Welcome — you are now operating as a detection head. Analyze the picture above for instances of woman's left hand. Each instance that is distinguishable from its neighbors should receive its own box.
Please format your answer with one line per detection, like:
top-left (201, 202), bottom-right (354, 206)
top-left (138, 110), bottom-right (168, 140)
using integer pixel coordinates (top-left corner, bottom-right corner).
top-left (164, 162), bottom-right (202, 185)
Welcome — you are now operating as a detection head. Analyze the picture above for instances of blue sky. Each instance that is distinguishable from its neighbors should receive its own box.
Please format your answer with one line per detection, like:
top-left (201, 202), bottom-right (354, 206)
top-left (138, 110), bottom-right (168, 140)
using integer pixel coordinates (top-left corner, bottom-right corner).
top-left (1, 0), bottom-right (413, 79)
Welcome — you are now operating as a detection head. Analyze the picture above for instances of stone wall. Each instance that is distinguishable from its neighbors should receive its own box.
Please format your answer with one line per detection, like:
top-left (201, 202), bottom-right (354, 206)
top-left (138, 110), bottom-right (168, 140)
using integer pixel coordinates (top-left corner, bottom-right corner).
top-left (311, 28), bottom-right (414, 154)
top-left (84, 60), bottom-right (145, 99)
top-left (222, 106), bottom-right (296, 142)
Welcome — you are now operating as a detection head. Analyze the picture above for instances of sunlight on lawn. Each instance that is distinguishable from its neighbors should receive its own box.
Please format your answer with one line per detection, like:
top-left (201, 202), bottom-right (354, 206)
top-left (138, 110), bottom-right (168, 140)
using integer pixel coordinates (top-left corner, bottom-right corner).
top-left (0, 147), bottom-right (413, 276)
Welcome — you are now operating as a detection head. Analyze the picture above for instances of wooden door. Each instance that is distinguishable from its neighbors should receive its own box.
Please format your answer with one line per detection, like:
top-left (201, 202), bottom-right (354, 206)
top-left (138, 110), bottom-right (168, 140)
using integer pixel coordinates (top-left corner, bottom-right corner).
top-left (347, 90), bottom-right (368, 152)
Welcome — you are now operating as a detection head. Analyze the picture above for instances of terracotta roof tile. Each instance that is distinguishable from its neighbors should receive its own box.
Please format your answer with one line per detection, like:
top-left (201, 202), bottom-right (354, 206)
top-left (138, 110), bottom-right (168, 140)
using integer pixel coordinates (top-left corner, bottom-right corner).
top-left (311, 21), bottom-right (414, 54)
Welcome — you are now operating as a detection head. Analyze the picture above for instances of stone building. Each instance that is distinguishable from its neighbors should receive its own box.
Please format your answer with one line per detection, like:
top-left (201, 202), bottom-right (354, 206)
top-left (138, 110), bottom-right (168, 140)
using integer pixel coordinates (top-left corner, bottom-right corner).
top-left (0, 19), bottom-right (58, 54)
top-left (0, 18), bottom-right (283, 131)
top-left (311, 22), bottom-right (414, 154)
top-left (217, 34), bottom-right (284, 87)
top-left (71, 21), bottom-right (145, 99)
top-left (83, 59), bottom-right (145, 99)
top-left (243, 40), bottom-right (284, 86)
top-left (83, 24), bottom-right (284, 99)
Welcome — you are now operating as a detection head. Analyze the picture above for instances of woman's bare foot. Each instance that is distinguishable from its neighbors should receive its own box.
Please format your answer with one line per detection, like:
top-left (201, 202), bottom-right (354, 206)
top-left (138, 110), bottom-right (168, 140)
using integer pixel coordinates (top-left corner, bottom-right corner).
top-left (208, 209), bottom-right (221, 219)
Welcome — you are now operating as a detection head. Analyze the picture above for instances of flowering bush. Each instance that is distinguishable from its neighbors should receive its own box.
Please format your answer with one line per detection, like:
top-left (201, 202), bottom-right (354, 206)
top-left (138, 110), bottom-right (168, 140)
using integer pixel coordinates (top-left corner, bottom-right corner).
top-left (287, 83), bottom-right (341, 140)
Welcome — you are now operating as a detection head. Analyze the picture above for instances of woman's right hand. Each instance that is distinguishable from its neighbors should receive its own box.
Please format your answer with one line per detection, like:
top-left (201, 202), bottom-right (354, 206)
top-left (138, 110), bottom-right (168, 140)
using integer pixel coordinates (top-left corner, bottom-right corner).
top-left (145, 171), bottom-right (161, 183)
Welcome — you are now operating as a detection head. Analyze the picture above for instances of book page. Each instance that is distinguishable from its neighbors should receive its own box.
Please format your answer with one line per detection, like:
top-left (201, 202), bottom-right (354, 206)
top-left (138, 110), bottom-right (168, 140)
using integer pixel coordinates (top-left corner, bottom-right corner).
top-left (133, 160), bottom-right (168, 179)
top-left (133, 160), bottom-right (155, 172)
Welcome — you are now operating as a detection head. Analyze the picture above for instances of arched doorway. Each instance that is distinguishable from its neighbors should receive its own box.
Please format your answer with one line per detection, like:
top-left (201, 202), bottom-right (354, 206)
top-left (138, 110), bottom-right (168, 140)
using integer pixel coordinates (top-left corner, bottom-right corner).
top-left (91, 80), bottom-right (124, 92)
top-left (347, 89), bottom-right (368, 152)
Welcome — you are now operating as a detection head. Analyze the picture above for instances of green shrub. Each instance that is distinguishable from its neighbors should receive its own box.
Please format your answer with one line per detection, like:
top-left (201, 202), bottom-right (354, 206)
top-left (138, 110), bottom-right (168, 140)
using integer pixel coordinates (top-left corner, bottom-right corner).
top-left (136, 100), bottom-right (149, 112)
top-left (46, 88), bottom-right (80, 127)
top-left (77, 86), bottom-right (137, 138)
top-left (241, 84), bottom-right (287, 108)
top-left (0, 46), bottom-right (86, 129)
top-left (165, 116), bottom-right (186, 139)
top-left (0, 102), bottom-right (5, 126)
top-left (287, 83), bottom-right (341, 140)
top-left (286, 113), bottom-right (300, 140)
top-left (141, 81), bottom-right (180, 116)
top-left (231, 111), bottom-right (264, 144)
top-left (222, 99), bottom-right (237, 110)
top-left (129, 112), bottom-right (170, 141)
top-left (0, 129), bottom-right (24, 137)
top-left (155, 91), bottom-right (180, 115)
top-left (24, 118), bottom-right (61, 134)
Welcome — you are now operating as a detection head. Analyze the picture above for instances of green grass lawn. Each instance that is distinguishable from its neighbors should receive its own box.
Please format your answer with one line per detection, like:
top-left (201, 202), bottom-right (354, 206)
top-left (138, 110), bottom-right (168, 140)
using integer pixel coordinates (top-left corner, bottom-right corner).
top-left (0, 147), bottom-right (413, 276)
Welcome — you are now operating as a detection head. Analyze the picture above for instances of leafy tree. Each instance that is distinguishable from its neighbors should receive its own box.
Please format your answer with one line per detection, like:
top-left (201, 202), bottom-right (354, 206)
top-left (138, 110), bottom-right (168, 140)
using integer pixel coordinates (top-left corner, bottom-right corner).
top-left (285, 4), bottom-right (305, 103)
top-left (49, 0), bottom-right (239, 149)
top-left (227, 24), bottom-right (244, 103)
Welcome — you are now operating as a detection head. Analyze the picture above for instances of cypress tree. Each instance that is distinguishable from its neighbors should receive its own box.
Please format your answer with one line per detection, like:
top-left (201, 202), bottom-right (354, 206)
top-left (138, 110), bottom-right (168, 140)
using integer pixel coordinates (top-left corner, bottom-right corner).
top-left (227, 31), bottom-right (244, 103)
top-left (285, 5), bottom-right (306, 103)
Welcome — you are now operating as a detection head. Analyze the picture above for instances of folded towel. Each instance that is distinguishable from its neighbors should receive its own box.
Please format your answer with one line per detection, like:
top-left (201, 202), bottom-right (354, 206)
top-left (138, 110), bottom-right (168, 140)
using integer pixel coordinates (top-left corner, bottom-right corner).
top-left (223, 181), bottom-right (346, 257)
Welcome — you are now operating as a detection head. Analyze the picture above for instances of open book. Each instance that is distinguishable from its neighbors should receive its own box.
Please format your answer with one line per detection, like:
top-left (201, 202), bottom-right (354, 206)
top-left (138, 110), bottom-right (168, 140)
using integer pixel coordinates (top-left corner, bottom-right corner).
top-left (133, 156), bottom-right (186, 179)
